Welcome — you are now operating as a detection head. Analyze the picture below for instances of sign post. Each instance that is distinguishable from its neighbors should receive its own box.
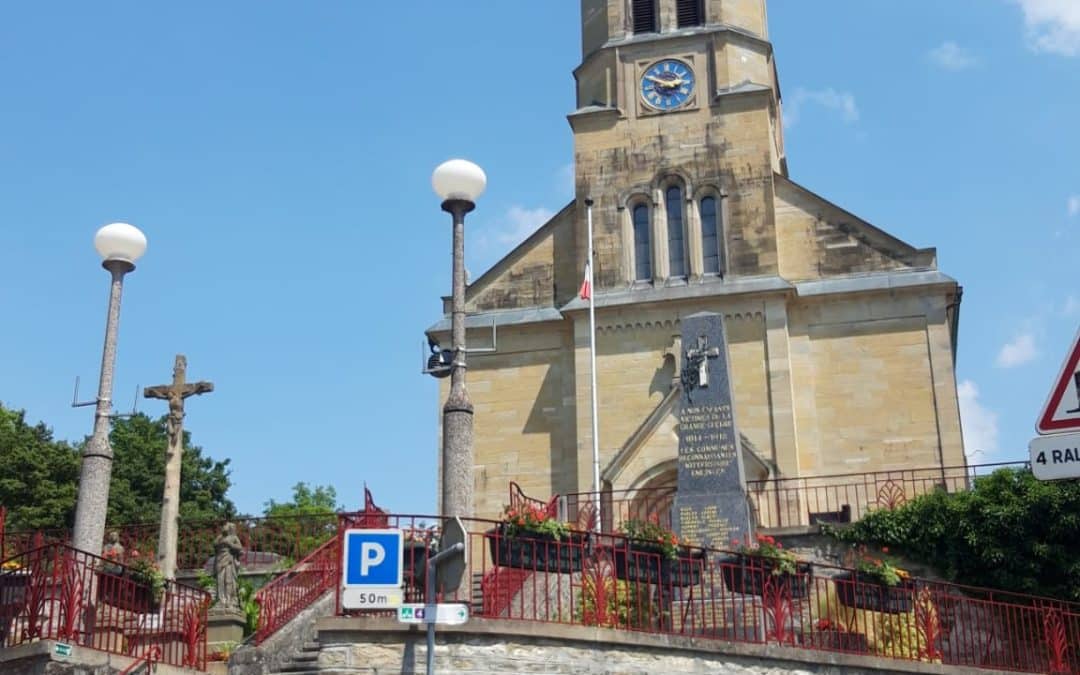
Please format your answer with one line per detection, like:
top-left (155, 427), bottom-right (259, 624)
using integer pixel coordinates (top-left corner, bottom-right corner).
top-left (341, 529), bottom-right (404, 610)
top-left (415, 517), bottom-right (468, 675)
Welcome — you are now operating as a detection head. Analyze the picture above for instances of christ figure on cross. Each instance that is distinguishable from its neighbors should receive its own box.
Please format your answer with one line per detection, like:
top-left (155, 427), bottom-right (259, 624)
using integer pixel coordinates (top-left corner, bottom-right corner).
top-left (686, 334), bottom-right (720, 388)
top-left (144, 354), bottom-right (213, 580)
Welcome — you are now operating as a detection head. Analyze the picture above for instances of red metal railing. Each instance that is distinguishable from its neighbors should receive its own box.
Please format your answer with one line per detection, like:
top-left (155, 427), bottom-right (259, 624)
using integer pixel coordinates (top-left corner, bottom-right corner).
top-left (0, 543), bottom-right (210, 669)
top-left (254, 489), bottom-right (393, 644)
top-left (1, 513), bottom-right (339, 571)
top-left (332, 513), bottom-right (1079, 674)
top-left (118, 646), bottom-right (161, 675)
top-left (561, 461), bottom-right (1030, 532)
top-left (252, 534), bottom-right (339, 644)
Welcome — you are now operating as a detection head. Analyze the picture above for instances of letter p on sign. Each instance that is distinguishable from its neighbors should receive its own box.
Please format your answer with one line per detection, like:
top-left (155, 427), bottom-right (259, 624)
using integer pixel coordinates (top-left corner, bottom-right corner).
top-left (360, 542), bottom-right (385, 576)
top-left (343, 530), bottom-right (403, 588)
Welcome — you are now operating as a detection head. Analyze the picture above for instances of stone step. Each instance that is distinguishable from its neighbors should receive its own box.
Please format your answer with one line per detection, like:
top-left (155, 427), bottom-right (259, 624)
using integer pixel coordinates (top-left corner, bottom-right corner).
top-left (301, 641), bottom-right (322, 652)
top-left (291, 652), bottom-right (319, 663)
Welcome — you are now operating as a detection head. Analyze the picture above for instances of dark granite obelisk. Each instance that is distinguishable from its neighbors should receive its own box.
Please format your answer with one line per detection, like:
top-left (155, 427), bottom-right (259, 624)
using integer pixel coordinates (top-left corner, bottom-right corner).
top-left (673, 312), bottom-right (754, 550)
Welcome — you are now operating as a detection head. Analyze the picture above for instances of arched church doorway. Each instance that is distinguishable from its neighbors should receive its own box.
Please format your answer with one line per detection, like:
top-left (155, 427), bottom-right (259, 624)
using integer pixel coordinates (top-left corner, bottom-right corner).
top-left (623, 469), bottom-right (677, 532)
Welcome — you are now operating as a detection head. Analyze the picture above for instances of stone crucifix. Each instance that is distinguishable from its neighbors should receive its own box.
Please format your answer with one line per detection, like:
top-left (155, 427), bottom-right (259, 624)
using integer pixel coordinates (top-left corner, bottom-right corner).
top-left (685, 334), bottom-right (720, 388)
top-left (144, 355), bottom-right (213, 580)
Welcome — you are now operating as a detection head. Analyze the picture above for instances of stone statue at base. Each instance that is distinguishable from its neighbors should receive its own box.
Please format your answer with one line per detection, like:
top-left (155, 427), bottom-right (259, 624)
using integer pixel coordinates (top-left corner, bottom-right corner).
top-left (213, 522), bottom-right (243, 610)
top-left (101, 531), bottom-right (125, 574)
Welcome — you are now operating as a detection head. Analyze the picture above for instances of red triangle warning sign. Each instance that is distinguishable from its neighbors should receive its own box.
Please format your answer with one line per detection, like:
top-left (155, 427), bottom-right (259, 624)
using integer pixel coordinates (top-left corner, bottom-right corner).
top-left (1036, 327), bottom-right (1080, 434)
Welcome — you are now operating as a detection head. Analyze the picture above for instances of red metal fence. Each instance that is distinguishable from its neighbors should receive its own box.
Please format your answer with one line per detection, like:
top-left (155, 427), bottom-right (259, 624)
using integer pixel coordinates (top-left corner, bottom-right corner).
top-left (253, 534), bottom-right (339, 644)
top-left (0, 513), bottom-right (338, 572)
top-left (561, 461), bottom-right (1030, 532)
top-left (329, 513), bottom-right (1078, 674)
top-left (0, 542), bottom-right (210, 669)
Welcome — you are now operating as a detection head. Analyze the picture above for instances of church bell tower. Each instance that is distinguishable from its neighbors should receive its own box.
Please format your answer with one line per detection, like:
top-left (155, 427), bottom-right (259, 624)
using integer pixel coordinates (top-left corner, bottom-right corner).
top-left (569, 0), bottom-right (785, 301)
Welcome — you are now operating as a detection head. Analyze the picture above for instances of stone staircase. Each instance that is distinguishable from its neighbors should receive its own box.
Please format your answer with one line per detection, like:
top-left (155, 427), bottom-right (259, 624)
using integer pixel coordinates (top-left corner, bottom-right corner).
top-left (268, 640), bottom-right (322, 675)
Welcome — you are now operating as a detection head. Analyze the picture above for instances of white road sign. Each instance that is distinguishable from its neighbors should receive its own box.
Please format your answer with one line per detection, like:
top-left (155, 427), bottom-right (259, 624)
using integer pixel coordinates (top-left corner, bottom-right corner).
top-left (1029, 432), bottom-right (1080, 481)
top-left (397, 603), bottom-right (469, 625)
top-left (341, 529), bottom-right (404, 610)
top-left (1036, 328), bottom-right (1080, 435)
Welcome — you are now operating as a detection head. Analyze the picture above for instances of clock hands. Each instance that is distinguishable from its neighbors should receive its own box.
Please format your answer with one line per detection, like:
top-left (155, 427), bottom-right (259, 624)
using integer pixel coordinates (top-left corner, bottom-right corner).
top-left (645, 74), bottom-right (688, 89)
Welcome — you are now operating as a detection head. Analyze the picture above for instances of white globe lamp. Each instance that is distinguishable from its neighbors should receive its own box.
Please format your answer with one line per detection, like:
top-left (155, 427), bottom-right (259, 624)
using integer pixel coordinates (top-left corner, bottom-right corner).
top-left (94, 222), bottom-right (147, 266)
top-left (432, 159), bottom-right (487, 203)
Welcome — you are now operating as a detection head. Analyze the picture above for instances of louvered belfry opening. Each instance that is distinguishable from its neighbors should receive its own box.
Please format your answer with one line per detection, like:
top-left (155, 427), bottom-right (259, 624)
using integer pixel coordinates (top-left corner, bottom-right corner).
top-left (676, 0), bottom-right (704, 28)
top-left (632, 0), bottom-right (658, 33)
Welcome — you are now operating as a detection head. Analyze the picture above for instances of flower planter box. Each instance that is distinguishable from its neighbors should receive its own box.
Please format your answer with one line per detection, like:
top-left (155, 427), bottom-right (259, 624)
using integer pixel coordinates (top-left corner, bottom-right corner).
top-left (486, 528), bottom-right (587, 574)
top-left (0, 571), bottom-right (30, 643)
top-left (609, 544), bottom-right (706, 587)
top-left (834, 571), bottom-right (914, 614)
top-left (719, 555), bottom-right (813, 598)
top-left (0, 571), bottom-right (29, 611)
top-left (812, 629), bottom-right (869, 653)
top-left (96, 572), bottom-right (161, 613)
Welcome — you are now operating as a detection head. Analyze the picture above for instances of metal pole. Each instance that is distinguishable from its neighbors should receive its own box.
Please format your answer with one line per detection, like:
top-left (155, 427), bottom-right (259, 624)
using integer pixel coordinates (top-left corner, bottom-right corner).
top-left (72, 260), bottom-right (133, 556)
top-left (586, 199), bottom-right (602, 532)
top-left (423, 542), bottom-right (464, 675)
top-left (426, 557), bottom-right (436, 675)
top-left (441, 199), bottom-right (475, 519)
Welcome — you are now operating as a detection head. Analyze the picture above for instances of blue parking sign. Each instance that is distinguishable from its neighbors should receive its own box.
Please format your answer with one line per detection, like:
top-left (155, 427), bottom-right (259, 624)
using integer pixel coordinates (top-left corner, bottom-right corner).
top-left (343, 529), bottom-right (403, 587)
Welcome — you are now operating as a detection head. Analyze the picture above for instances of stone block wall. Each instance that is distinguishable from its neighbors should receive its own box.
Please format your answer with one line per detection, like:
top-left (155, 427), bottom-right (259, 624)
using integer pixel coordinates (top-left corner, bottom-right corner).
top-left (311, 616), bottom-right (1013, 675)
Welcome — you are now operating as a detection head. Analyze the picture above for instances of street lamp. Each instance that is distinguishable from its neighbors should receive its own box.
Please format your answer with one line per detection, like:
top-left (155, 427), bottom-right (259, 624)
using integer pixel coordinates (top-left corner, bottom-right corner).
top-left (71, 222), bottom-right (147, 555)
top-left (432, 159), bottom-right (486, 518)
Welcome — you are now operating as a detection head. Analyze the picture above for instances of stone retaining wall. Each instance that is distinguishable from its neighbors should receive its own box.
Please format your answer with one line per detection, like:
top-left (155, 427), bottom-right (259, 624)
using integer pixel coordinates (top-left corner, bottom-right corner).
top-left (312, 616), bottom-right (1015, 675)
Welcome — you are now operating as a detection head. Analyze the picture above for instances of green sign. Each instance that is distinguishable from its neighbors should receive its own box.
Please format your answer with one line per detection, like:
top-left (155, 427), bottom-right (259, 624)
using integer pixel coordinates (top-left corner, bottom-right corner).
top-left (54, 643), bottom-right (72, 657)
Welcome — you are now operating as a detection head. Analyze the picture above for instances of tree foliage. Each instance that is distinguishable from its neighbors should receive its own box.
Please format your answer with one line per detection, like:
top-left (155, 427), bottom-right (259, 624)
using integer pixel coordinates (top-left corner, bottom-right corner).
top-left (263, 482), bottom-right (338, 518)
top-left (0, 404), bottom-right (80, 531)
top-left (106, 413), bottom-right (235, 524)
top-left (258, 482), bottom-right (339, 560)
top-left (0, 404), bottom-right (235, 533)
top-left (831, 468), bottom-right (1080, 600)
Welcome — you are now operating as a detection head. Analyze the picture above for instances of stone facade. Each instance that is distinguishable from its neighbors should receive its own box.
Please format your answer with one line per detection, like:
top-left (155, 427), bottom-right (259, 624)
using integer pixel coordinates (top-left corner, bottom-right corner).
top-left (428, 0), bottom-right (964, 523)
top-left (311, 617), bottom-right (1012, 675)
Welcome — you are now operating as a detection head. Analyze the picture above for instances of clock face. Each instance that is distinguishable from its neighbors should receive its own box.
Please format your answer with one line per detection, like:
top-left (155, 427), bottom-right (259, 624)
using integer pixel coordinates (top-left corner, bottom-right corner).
top-left (641, 59), bottom-right (695, 111)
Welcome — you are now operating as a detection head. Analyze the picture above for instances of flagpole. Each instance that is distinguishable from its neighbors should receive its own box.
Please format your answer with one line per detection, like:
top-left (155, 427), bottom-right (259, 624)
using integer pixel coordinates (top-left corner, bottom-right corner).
top-left (585, 198), bottom-right (602, 533)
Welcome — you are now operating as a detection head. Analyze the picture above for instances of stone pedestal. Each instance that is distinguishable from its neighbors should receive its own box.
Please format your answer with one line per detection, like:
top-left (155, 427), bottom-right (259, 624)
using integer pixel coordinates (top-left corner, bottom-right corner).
top-left (207, 606), bottom-right (246, 647)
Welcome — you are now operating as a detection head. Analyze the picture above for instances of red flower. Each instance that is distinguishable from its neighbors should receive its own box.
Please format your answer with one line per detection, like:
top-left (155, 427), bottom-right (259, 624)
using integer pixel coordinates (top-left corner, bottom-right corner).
top-left (881, 546), bottom-right (889, 554)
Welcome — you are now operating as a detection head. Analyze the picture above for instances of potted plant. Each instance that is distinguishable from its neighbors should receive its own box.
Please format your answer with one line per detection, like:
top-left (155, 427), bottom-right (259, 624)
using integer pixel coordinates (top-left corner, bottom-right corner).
top-left (97, 550), bottom-right (165, 613)
top-left (486, 503), bottom-right (586, 574)
top-left (720, 533), bottom-right (813, 597)
top-left (810, 618), bottom-right (869, 653)
top-left (609, 516), bottom-right (705, 587)
top-left (834, 546), bottom-right (914, 613)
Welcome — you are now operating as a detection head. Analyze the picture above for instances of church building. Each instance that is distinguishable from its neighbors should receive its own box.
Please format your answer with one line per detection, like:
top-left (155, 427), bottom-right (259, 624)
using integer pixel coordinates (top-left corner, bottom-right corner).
top-left (428, 0), bottom-right (965, 527)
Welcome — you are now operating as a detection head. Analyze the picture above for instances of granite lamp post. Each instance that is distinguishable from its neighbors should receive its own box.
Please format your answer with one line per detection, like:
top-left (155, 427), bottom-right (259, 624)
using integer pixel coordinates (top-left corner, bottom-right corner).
top-left (432, 159), bottom-right (486, 518)
top-left (71, 222), bottom-right (147, 556)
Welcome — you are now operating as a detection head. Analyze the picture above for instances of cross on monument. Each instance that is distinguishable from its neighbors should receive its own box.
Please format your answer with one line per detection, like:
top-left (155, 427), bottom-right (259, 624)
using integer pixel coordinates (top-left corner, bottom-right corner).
top-left (685, 334), bottom-right (720, 388)
top-left (144, 355), bottom-right (213, 580)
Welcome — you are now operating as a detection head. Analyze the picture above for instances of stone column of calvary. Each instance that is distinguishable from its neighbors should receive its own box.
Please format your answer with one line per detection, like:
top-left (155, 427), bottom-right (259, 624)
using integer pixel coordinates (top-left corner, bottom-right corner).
top-left (144, 355), bottom-right (213, 580)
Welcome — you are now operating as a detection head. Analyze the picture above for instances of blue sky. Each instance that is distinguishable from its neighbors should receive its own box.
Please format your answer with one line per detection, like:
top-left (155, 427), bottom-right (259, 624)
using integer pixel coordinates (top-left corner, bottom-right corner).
top-left (1, 1), bottom-right (1077, 517)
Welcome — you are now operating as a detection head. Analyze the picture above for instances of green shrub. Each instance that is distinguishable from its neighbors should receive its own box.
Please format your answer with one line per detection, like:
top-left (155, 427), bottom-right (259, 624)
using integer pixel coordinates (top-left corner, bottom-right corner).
top-left (830, 468), bottom-right (1080, 600)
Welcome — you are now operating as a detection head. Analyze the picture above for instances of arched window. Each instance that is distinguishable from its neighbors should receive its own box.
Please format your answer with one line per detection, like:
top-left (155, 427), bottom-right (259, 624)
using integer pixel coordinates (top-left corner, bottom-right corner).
top-left (632, 203), bottom-right (652, 281)
top-left (700, 195), bottom-right (724, 275)
top-left (666, 186), bottom-right (686, 278)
